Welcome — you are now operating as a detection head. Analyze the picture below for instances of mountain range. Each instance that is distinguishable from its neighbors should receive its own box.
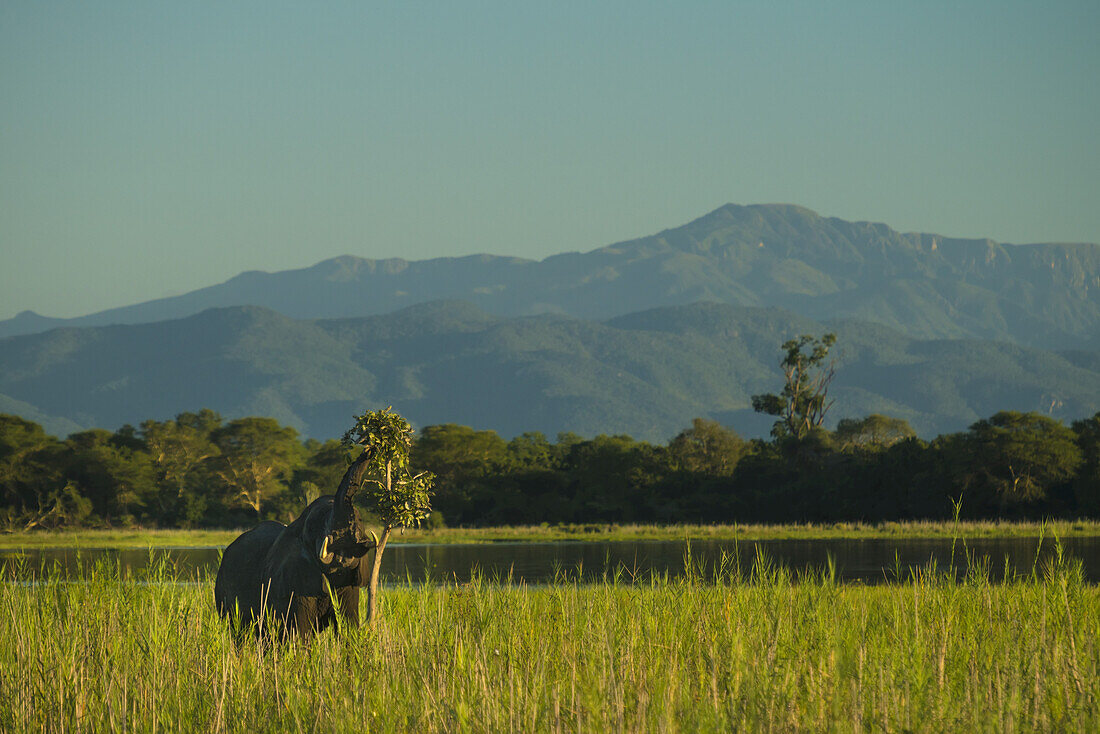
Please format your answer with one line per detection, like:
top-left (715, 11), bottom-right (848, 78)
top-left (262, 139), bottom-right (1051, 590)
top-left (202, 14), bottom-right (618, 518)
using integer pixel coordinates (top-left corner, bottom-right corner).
top-left (2, 300), bottom-right (1098, 442)
top-left (2, 203), bottom-right (1099, 441)
top-left (4, 204), bottom-right (1099, 350)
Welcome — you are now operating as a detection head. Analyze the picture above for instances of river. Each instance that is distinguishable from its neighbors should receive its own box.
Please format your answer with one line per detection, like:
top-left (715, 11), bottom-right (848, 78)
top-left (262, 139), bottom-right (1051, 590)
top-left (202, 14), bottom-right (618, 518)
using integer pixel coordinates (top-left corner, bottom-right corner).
top-left (3, 536), bottom-right (1099, 584)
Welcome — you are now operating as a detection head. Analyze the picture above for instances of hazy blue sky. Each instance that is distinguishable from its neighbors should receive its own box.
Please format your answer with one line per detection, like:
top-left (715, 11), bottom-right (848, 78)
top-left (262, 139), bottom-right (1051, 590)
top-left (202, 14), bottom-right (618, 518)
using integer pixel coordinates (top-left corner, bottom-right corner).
top-left (2, 0), bottom-right (1097, 320)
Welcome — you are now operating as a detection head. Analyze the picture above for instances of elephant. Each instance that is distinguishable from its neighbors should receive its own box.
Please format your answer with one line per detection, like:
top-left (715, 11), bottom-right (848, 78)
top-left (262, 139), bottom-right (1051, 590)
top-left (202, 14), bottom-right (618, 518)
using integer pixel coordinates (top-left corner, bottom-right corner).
top-left (214, 448), bottom-right (378, 638)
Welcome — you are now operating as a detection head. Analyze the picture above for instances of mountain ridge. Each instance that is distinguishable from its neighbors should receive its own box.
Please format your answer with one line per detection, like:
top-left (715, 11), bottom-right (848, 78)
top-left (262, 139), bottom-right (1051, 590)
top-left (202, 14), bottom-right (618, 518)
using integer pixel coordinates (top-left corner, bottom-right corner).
top-left (3, 300), bottom-right (1097, 443)
top-left (4, 204), bottom-right (1098, 349)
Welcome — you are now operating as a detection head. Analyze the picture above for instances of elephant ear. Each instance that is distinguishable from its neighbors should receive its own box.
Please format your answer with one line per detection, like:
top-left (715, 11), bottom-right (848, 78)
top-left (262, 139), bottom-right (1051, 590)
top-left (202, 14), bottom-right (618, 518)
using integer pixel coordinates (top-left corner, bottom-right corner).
top-left (263, 533), bottom-right (327, 600)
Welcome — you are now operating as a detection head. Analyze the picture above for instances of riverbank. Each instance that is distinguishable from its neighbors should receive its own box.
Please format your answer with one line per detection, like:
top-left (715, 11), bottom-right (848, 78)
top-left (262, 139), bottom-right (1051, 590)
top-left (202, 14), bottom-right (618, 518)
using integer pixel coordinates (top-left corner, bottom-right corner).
top-left (3, 519), bottom-right (1100, 548)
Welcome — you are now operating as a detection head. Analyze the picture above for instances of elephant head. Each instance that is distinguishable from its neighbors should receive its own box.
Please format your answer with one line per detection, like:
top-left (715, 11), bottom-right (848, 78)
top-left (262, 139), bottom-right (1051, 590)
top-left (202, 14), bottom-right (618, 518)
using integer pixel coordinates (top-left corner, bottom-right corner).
top-left (214, 446), bottom-right (380, 638)
top-left (301, 446), bottom-right (379, 577)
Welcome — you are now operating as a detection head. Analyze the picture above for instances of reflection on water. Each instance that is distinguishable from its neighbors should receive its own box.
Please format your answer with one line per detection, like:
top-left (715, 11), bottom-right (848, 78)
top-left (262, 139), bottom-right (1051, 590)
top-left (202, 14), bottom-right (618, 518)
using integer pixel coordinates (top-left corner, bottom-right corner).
top-left (3, 536), bottom-right (1099, 584)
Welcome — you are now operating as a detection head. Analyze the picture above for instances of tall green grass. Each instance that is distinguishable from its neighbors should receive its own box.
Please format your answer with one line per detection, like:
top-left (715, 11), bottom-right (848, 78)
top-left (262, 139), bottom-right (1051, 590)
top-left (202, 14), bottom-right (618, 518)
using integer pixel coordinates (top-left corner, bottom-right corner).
top-left (0, 554), bottom-right (1097, 732)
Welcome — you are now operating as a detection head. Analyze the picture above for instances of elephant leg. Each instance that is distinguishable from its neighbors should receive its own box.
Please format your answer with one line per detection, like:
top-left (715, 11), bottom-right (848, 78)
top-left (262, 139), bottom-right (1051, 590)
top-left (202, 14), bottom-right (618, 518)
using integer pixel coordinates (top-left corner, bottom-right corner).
top-left (336, 586), bottom-right (361, 630)
top-left (308, 589), bottom-right (358, 634)
top-left (288, 596), bottom-right (322, 640)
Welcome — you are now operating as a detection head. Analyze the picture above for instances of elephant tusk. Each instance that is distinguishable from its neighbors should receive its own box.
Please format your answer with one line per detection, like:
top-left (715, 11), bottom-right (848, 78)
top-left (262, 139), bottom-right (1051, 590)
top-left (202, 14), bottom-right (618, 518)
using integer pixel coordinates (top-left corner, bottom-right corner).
top-left (319, 535), bottom-right (334, 564)
top-left (368, 530), bottom-right (379, 548)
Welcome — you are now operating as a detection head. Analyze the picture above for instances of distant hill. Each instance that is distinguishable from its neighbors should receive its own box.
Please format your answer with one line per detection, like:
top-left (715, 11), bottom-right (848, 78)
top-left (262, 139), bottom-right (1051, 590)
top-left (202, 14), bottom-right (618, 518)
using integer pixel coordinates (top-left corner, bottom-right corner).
top-left (1, 301), bottom-right (1097, 442)
top-left (3, 204), bottom-right (1098, 349)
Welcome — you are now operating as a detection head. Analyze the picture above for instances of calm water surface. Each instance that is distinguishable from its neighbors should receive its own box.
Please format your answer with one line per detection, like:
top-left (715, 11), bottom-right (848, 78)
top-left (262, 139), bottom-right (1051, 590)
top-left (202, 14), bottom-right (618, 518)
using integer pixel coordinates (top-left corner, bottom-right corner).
top-left (3, 537), bottom-right (1100, 584)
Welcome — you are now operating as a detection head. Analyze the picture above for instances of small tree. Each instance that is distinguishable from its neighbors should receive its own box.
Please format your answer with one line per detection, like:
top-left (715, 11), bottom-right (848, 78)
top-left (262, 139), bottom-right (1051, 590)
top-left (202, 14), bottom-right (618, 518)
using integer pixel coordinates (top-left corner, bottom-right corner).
top-left (752, 333), bottom-right (837, 440)
top-left (668, 418), bottom-right (746, 476)
top-left (343, 407), bottom-right (434, 624)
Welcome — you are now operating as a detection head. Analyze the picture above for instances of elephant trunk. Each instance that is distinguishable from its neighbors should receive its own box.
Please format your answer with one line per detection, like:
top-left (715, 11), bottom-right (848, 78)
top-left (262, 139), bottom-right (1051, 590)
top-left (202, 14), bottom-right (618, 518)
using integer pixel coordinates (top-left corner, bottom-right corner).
top-left (329, 445), bottom-right (374, 536)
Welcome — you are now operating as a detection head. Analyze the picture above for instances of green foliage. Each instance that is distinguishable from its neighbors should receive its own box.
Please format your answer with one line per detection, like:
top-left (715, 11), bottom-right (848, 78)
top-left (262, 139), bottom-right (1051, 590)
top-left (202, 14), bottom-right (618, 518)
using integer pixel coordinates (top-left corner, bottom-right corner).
top-left (964, 411), bottom-right (1082, 504)
top-left (412, 423), bottom-right (507, 524)
top-left (752, 333), bottom-right (837, 440)
top-left (140, 409), bottom-right (222, 526)
top-left (834, 413), bottom-right (916, 450)
top-left (506, 432), bottom-right (555, 470)
top-left (4, 403), bottom-right (1100, 531)
top-left (292, 439), bottom-right (351, 503)
top-left (343, 407), bottom-right (434, 530)
top-left (414, 424), bottom-right (508, 480)
top-left (560, 434), bottom-right (669, 522)
top-left (1072, 412), bottom-right (1100, 515)
top-left (34, 480), bottom-right (94, 529)
top-left (210, 417), bottom-right (305, 520)
top-left (0, 414), bottom-right (55, 463)
top-left (668, 418), bottom-right (745, 475)
top-left (2, 479), bottom-right (93, 531)
top-left (62, 428), bottom-right (157, 524)
top-left (0, 414), bottom-right (63, 520)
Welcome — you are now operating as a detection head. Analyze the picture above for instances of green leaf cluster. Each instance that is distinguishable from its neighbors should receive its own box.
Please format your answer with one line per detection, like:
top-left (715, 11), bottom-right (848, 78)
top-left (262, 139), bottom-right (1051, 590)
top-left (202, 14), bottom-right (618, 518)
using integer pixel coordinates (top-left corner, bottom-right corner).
top-left (343, 407), bottom-right (434, 529)
top-left (964, 411), bottom-right (1082, 502)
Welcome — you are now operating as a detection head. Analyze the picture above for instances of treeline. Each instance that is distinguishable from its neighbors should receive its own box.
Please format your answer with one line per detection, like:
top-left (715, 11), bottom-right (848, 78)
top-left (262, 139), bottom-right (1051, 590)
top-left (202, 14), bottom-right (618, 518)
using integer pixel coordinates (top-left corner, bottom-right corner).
top-left (1, 409), bottom-right (1099, 530)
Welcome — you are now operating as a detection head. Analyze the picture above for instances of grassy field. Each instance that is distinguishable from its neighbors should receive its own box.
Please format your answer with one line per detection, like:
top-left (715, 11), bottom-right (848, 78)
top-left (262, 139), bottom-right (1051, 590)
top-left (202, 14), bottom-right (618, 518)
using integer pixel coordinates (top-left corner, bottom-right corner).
top-left (0, 555), bottom-right (1097, 732)
top-left (4, 519), bottom-right (1100, 549)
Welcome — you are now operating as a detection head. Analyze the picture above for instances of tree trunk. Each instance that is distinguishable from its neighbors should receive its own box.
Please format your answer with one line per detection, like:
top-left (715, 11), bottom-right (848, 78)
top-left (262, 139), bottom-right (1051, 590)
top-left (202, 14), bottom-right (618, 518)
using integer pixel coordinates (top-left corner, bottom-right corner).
top-left (365, 525), bottom-right (391, 625)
